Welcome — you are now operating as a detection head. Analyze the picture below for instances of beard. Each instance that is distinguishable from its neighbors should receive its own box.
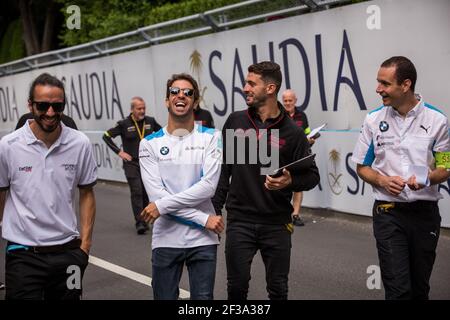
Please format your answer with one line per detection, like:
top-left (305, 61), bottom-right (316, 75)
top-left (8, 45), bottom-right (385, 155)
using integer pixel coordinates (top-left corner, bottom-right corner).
top-left (246, 93), bottom-right (267, 109)
top-left (132, 113), bottom-right (145, 121)
top-left (32, 111), bottom-right (62, 133)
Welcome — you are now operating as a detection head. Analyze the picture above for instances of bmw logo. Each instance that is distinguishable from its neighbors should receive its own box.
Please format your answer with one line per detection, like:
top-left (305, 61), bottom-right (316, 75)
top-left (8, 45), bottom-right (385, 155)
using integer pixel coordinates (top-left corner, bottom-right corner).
top-left (379, 121), bottom-right (389, 132)
top-left (160, 146), bottom-right (169, 155)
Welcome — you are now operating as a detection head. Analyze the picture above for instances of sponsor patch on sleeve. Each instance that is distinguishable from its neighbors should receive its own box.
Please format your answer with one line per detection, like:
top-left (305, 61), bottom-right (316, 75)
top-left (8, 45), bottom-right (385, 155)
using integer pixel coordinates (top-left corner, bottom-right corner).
top-left (435, 152), bottom-right (450, 169)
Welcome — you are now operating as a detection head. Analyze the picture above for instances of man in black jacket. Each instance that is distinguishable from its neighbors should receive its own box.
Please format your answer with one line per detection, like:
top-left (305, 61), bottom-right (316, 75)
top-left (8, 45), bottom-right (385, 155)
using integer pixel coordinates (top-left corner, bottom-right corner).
top-left (212, 61), bottom-right (320, 300)
top-left (103, 97), bottom-right (162, 234)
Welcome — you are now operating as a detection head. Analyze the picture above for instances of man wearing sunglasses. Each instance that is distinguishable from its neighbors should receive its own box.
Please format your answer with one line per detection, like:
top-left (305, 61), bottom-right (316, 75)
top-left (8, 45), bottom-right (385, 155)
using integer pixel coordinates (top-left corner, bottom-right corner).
top-left (0, 73), bottom-right (97, 300)
top-left (103, 97), bottom-right (162, 235)
top-left (139, 73), bottom-right (223, 300)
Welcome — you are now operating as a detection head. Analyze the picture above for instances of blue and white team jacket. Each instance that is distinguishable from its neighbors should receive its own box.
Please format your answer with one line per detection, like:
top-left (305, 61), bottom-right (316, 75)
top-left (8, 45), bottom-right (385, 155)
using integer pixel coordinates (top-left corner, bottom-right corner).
top-left (139, 124), bottom-right (222, 249)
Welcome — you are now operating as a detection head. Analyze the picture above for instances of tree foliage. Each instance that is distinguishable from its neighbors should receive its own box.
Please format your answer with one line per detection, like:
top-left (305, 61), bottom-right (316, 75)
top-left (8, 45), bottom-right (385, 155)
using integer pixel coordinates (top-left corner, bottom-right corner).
top-left (0, 19), bottom-right (26, 64)
top-left (0, 0), bottom-right (369, 63)
top-left (56, 0), bottom-right (243, 46)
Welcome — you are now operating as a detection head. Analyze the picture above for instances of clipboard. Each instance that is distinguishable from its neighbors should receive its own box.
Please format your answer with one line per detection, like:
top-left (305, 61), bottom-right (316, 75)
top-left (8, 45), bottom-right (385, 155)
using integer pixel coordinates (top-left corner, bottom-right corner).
top-left (270, 153), bottom-right (316, 178)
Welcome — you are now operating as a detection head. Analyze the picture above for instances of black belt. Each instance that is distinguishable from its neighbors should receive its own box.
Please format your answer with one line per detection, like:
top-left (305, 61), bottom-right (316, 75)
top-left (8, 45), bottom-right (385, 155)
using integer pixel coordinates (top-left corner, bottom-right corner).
top-left (7, 238), bottom-right (81, 254)
top-left (375, 200), bottom-right (437, 209)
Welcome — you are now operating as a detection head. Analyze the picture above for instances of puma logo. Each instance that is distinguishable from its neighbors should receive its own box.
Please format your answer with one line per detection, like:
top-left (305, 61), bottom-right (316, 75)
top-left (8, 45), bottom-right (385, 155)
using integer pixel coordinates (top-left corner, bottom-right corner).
top-left (420, 125), bottom-right (430, 133)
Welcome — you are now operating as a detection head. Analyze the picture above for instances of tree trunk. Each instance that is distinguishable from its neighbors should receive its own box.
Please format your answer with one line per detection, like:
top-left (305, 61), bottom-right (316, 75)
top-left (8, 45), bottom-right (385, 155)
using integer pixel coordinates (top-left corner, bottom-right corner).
top-left (18, 0), bottom-right (40, 56)
top-left (41, 0), bottom-right (55, 52)
top-left (27, 1), bottom-right (40, 53)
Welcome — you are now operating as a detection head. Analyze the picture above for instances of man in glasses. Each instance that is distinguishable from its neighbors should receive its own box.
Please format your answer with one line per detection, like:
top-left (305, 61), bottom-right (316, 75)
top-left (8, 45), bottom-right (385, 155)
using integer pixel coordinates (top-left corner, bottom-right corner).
top-left (139, 73), bottom-right (223, 300)
top-left (212, 61), bottom-right (320, 300)
top-left (103, 97), bottom-right (162, 235)
top-left (0, 73), bottom-right (97, 300)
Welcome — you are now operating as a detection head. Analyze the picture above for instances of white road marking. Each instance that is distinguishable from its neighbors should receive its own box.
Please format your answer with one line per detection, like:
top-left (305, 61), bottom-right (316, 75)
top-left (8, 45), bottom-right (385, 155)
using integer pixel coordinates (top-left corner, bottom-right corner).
top-left (88, 255), bottom-right (190, 299)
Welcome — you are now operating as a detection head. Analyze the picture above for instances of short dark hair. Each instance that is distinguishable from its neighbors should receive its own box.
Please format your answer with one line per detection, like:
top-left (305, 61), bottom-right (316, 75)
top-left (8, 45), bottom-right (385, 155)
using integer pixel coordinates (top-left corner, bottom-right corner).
top-left (28, 73), bottom-right (65, 102)
top-left (248, 61), bottom-right (282, 94)
top-left (166, 73), bottom-right (200, 103)
top-left (381, 56), bottom-right (417, 92)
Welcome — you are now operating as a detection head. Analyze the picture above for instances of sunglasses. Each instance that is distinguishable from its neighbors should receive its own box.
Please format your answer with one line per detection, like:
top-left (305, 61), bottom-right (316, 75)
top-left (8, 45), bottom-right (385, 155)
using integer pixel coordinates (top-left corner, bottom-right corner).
top-left (169, 87), bottom-right (194, 97)
top-left (33, 101), bottom-right (65, 113)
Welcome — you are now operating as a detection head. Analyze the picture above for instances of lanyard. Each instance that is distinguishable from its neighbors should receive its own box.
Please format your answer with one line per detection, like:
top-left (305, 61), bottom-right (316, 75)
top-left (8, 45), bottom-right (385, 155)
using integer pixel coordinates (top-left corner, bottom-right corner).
top-left (131, 115), bottom-right (145, 140)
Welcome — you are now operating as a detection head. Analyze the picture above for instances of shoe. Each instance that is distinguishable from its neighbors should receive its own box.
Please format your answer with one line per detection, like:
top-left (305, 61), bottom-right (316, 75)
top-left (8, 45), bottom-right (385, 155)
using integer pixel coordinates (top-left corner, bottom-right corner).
top-left (292, 215), bottom-right (305, 227)
top-left (136, 221), bottom-right (149, 235)
top-left (0, 281), bottom-right (5, 290)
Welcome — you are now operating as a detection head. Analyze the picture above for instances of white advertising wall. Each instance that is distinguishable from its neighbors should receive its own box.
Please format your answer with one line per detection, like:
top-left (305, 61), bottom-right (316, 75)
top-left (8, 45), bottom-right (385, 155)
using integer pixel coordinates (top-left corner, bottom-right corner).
top-left (1, 0), bottom-right (449, 225)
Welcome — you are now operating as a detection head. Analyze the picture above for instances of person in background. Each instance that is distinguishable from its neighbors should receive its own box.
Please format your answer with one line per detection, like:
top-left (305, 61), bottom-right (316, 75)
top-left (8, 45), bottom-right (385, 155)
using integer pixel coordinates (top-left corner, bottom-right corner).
top-left (194, 104), bottom-right (215, 128)
top-left (16, 110), bottom-right (78, 130)
top-left (103, 97), bottom-right (162, 235)
top-left (282, 89), bottom-right (315, 227)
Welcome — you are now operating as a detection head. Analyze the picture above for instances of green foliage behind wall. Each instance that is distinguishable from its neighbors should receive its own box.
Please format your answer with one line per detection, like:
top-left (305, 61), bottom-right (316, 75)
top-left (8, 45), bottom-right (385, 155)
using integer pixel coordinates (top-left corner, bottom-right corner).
top-left (0, 19), bottom-right (25, 64)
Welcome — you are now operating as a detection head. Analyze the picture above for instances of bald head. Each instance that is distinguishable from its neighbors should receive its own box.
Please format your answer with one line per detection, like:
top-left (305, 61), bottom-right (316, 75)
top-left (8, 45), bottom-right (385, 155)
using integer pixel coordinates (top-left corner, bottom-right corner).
top-left (282, 89), bottom-right (297, 115)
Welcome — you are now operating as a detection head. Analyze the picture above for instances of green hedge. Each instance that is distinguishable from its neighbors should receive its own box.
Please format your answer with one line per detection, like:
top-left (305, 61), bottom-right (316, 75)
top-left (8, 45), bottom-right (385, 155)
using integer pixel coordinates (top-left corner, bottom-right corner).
top-left (57, 0), bottom-right (244, 46)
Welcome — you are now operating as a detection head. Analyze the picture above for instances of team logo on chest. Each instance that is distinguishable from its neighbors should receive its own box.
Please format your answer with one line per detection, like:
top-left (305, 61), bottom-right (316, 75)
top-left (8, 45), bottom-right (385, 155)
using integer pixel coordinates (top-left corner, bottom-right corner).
top-left (160, 146), bottom-right (170, 155)
top-left (18, 166), bottom-right (32, 173)
top-left (379, 121), bottom-right (389, 132)
top-left (420, 125), bottom-right (430, 134)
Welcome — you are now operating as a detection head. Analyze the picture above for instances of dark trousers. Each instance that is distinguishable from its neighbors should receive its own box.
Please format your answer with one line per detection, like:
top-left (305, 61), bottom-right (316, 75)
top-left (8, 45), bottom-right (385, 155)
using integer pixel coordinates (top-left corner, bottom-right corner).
top-left (5, 246), bottom-right (89, 300)
top-left (152, 245), bottom-right (217, 300)
top-left (373, 200), bottom-right (441, 300)
top-left (225, 220), bottom-right (292, 300)
top-left (123, 161), bottom-right (149, 224)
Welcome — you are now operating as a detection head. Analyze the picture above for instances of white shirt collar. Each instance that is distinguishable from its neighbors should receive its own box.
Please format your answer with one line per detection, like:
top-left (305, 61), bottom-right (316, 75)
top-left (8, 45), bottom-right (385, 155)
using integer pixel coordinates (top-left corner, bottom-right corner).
top-left (24, 119), bottom-right (69, 146)
top-left (391, 93), bottom-right (424, 118)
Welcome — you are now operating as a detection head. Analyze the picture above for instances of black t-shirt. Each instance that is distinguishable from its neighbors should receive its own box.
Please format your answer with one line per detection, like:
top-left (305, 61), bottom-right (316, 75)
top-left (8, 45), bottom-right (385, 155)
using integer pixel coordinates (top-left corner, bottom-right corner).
top-left (194, 107), bottom-right (215, 128)
top-left (289, 107), bottom-right (309, 132)
top-left (15, 112), bottom-right (78, 130)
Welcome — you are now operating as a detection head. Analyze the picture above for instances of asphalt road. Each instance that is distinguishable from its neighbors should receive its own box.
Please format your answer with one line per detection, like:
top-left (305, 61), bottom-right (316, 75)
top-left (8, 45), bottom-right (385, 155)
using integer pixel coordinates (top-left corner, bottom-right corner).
top-left (1, 181), bottom-right (449, 300)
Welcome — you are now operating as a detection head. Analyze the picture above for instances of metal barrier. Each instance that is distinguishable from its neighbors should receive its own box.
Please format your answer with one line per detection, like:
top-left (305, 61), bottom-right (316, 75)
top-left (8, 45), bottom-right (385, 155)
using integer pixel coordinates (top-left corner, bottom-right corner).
top-left (0, 0), bottom-right (351, 77)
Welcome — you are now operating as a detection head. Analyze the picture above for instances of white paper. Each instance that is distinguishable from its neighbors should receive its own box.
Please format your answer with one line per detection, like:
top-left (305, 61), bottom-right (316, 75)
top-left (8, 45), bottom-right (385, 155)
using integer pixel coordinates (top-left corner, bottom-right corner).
top-left (307, 123), bottom-right (327, 139)
top-left (407, 165), bottom-right (429, 186)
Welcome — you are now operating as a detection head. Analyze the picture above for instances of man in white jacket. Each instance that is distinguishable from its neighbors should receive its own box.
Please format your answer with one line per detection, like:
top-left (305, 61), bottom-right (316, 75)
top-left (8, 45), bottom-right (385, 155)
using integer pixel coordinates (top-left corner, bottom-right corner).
top-left (352, 56), bottom-right (450, 299)
top-left (139, 73), bottom-right (223, 300)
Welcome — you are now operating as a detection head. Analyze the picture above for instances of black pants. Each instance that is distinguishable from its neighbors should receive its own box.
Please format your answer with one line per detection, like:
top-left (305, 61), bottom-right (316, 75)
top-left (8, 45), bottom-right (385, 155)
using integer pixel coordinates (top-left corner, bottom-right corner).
top-left (372, 200), bottom-right (441, 300)
top-left (5, 246), bottom-right (89, 300)
top-left (225, 220), bottom-right (292, 300)
top-left (123, 161), bottom-right (149, 224)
